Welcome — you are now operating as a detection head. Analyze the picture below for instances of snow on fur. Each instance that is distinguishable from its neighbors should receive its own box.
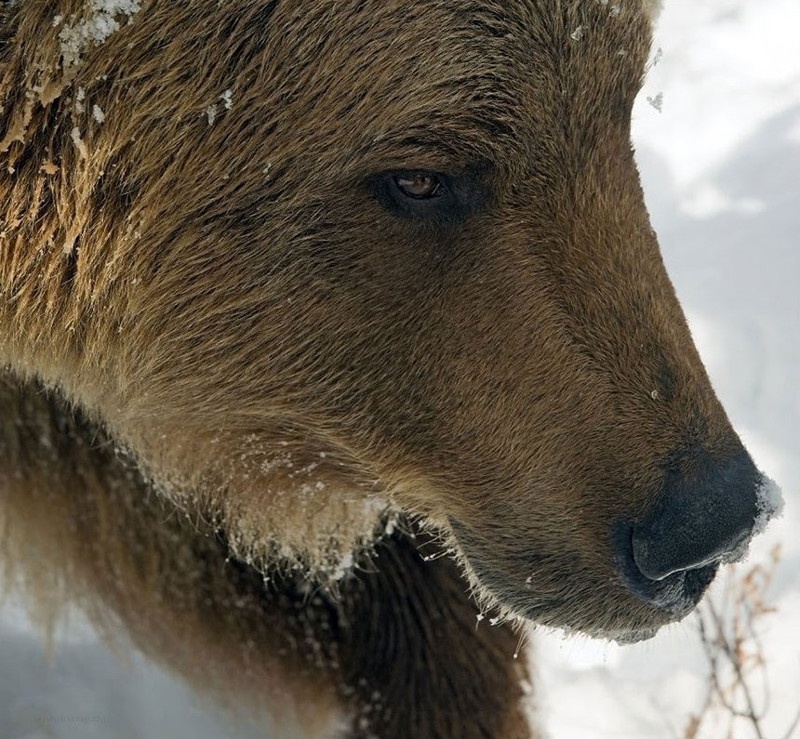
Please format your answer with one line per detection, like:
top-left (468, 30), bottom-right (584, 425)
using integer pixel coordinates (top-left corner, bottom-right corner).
top-left (58, 0), bottom-right (141, 69)
top-left (753, 474), bottom-right (784, 536)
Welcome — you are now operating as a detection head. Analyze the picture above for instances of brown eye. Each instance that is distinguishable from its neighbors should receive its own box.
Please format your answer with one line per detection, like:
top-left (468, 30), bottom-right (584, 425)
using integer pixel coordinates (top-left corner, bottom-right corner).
top-left (394, 172), bottom-right (442, 199)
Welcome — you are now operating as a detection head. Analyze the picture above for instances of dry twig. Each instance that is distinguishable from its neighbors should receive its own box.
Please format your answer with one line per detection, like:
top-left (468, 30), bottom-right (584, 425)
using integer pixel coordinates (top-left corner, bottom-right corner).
top-left (684, 545), bottom-right (799, 739)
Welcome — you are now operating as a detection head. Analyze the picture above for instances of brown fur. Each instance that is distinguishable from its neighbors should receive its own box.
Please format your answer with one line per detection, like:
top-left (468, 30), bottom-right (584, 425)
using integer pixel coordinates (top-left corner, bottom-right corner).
top-left (0, 375), bottom-right (531, 736)
top-left (0, 1), bottom-right (753, 736)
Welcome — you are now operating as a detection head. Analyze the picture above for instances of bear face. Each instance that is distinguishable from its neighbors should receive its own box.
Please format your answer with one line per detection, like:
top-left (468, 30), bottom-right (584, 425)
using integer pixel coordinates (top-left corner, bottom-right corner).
top-left (0, 0), bottom-right (770, 651)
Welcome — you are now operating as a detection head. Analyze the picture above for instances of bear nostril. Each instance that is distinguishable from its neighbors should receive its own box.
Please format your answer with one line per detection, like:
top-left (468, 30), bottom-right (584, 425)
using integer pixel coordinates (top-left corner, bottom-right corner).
top-left (632, 524), bottom-right (751, 582)
top-left (630, 449), bottom-right (761, 583)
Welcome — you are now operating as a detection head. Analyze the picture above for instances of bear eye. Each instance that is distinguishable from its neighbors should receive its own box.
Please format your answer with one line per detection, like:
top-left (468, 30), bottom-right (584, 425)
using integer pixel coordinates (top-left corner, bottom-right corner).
top-left (368, 167), bottom-right (487, 224)
top-left (393, 172), bottom-right (443, 200)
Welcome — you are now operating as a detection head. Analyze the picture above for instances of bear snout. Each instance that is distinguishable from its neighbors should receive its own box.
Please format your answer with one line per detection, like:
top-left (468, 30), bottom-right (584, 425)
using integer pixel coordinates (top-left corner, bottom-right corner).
top-left (633, 449), bottom-right (761, 579)
top-left (616, 448), bottom-right (763, 614)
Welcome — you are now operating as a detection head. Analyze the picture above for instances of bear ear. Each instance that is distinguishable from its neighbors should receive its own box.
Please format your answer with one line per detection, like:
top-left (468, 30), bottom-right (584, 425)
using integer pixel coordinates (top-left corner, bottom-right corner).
top-left (644, 0), bottom-right (663, 23)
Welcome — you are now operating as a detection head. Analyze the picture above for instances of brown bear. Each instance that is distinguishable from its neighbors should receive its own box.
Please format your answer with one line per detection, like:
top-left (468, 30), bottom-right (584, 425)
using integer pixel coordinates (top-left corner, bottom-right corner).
top-left (0, 0), bottom-right (778, 737)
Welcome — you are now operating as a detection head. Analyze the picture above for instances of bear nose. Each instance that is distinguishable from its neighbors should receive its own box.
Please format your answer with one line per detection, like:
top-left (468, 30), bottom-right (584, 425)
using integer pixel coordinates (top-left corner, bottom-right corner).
top-left (631, 449), bottom-right (760, 581)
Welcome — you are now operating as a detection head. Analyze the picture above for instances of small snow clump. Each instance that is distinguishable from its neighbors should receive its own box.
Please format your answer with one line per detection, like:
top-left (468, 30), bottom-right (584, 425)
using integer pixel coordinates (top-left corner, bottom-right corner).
top-left (647, 92), bottom-right (664, 112)
top-left (74, 86), bottom-right (86, 114)
top-left (59, 0), bottom-right (141, 69)
top-left (721, 473), bottom-right (784, 565)
top-left (332, 552), bottom-right (354, 581)
top-left (70, 126), bottom-right (88, 159)
top-left (752, 474), bottom-right (784, 537)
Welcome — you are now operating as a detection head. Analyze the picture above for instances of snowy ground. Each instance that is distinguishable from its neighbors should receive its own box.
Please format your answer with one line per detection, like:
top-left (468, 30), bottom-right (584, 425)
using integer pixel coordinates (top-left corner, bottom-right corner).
top-left (2, 1), bottom-right (798, 738)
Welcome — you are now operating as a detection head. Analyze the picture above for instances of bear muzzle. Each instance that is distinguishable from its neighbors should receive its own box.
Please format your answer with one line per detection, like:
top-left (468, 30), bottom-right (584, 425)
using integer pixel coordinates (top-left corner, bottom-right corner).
top-left (615, 448), bottom-right (773, 617)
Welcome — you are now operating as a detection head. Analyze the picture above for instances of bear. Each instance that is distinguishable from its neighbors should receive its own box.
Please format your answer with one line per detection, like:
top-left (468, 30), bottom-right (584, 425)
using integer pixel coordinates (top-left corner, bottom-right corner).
top-left (0, 0), bottom-right (778, 737)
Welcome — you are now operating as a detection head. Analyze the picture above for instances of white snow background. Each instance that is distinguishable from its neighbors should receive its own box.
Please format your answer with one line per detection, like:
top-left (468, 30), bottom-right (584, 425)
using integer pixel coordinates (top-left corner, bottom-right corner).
top-left (1, 1), bottom-right (798, 737)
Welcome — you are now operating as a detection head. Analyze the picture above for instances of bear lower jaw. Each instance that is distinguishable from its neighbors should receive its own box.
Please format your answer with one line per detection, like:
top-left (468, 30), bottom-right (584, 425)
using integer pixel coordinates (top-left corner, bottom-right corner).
top-left (446, 517), bottom-right (692, 643)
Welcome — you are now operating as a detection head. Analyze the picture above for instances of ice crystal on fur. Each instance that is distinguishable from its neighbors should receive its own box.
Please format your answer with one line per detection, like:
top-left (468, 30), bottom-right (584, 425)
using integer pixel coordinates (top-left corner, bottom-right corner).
top-left (59, 0), bottom-right (141, 69)
top-left (69, 126), bottom-right (87, 159)
top-left (722, 474), bottom-right (784, 565)
top-left (647, 92), bottom-right (664, 111)
top-left (753, 475), bottom-right (784, 536)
